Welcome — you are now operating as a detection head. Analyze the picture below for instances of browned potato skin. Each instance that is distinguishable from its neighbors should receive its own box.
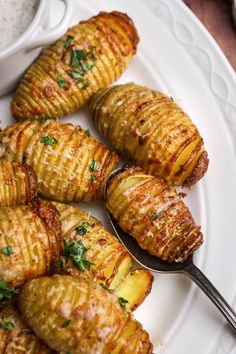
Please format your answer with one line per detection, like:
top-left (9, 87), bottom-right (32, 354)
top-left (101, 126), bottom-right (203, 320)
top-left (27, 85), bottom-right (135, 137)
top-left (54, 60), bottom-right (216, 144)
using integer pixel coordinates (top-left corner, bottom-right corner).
top-left (0, 159), bottom-right (37, 207)
top-left (0, 120), bottom-right (118, 202)
top-left (89, 82), bottom-right (209, 188)
top-left (0, 199), bottom-right (62, 288)
top-left (106, 166), bottom-right (203, 263)
top-left (0, 306), bottom-right (54, 353)
top-left (19, 275), bottom-right (153, 354)
top-left (52, 202), bottom-right (153, 311)
top-left (11, 11), bottom-right (139, 121)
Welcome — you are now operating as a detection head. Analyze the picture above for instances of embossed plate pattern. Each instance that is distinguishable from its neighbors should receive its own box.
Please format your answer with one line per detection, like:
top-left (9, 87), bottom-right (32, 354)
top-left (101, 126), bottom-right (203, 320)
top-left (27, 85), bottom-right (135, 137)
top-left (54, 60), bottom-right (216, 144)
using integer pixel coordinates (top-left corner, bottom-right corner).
top-left (0, 0), bottom-right (236, 353)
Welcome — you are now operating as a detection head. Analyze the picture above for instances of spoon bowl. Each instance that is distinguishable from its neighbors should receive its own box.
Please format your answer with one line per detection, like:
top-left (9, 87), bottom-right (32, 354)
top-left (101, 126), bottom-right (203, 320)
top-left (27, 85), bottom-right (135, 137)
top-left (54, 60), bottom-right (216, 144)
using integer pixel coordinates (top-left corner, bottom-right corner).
top-left (104, 167), bottom-right (236, 332)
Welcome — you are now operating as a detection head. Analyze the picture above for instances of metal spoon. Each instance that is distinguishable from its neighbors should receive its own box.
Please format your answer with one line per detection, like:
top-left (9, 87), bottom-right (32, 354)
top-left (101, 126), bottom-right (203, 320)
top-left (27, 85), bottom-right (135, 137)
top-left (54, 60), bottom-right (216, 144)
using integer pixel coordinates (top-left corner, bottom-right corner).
top-left (104, 168), bottom-right (236, 332)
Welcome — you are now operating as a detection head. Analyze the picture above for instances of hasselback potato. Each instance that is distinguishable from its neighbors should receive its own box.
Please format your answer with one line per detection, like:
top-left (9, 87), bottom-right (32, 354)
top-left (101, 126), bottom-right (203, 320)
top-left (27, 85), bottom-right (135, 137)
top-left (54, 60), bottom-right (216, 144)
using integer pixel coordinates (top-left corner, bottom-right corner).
top-left (0, 199), bottom-right (62, 287)
top-left (0, 159), bottom-right (37, 207)
top-left (11, 11), bottom-right (139, 121)
top-left (0, 120), bottom-right (118, 202)
top-left (89, 82), bottom-right (209, 187)
top-left (52, 202), bottom-right (153, 311)
top-left (106, 166), bottom-right (203, 262)
top-left (19, 275), bottom-right (153, 354)
top-left (0, 306), bottom-right (53, 353)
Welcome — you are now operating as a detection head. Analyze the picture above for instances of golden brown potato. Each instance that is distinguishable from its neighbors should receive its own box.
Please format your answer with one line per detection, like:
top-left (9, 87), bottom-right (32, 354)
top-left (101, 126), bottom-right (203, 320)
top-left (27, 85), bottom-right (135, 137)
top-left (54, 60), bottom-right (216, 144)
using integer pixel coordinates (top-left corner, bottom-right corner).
top-left (11, 11), bottom-right (139, 121)
top-left (0, 199), bottom-right (62, 288)
top-left (52, 202), bottom-right (153, 311)
top-left (0, 120), bottom-right (118, 202)
top-left (19, 275), bottom-right (153, 354)
top-left (89, 82), bottom-right (209, 187)
top-left (106, 166), bottom-right (203, 262)
top-left (0, 159), bottom-right (37, 207)
top-left (0, 306), bottom-right (54, 353)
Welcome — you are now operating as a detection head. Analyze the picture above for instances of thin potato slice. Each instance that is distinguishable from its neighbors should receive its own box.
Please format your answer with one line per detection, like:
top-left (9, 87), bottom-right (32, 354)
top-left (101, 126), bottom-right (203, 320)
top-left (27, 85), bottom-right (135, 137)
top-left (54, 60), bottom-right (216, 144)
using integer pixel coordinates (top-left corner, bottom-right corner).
top-left (0, 199), bottom-right (62, 288)
top-left (11, 12), bottom-right (139, 121)
top-left (52, 202), bottom-right (153, 311)
top-left (0, 306), bottom-right (54, 353)
top-left (0, 159), bottom-right (37, 207)
top-left (89, 82), bottom-right (209, 187)
top-left (106, 166), bottom-right (203, 263)
top-left (0, 120), bottom-right (118, 202)
top-left (19, 275), bottom-right (153, 354)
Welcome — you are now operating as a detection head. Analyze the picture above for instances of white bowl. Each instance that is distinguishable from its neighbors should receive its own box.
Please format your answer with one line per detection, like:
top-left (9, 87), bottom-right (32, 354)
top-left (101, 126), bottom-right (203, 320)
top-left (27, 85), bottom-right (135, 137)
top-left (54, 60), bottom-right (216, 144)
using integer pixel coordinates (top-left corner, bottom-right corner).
top-left (0, 0), bottom-right (74, 97)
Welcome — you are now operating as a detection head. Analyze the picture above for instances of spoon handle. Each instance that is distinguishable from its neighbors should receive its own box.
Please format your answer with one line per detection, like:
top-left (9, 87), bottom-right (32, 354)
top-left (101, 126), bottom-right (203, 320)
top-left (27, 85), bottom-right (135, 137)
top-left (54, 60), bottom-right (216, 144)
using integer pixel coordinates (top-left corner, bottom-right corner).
top-left (184, 263), bottom-right (236, 331)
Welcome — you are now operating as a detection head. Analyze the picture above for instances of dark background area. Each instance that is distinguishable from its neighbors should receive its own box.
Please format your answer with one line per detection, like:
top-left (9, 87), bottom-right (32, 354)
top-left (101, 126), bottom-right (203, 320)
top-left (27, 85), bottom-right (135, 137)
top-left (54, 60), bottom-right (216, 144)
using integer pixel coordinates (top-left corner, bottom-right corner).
top-left (183, 0), bottom-right (236, 70)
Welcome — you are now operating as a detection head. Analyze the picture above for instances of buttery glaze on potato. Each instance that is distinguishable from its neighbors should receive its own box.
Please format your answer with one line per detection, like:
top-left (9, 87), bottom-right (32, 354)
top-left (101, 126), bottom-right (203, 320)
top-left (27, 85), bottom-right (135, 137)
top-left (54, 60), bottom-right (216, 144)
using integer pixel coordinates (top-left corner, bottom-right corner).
top-left (19, 275), bottom-right (153, 354)
top-left (0, 199), bottom-right (62, 288)
top-left (106, 166), bottom-right (203, 262)
top-left (0, 306), bottom-right (54, 353)
top-left (0, 120), bottom-right (118, 202)
top-left (11, 11), bottom-right (139, 121)
top-left (89, 82), bottom-right (209, 187)
top-left (52, 202), bottom-right (153, 311)
top-left (0, 159), bottom-right (37, 207)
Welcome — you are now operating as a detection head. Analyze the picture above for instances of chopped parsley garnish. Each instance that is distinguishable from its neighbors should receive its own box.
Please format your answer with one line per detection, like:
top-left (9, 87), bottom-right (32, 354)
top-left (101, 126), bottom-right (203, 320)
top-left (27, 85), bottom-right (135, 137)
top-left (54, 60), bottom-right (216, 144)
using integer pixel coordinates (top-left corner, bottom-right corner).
top-left (63, 35), bottom-right (74, 51)
top-left (0, 321), bottom-right (14, 330)
top-left (100, 283), bottom-right (113, 293)
top-left (90, 175), bottom-right (96, 182)
top-left (57, 77), bottom-right (67, 90)
top-left (52, 258), bottom-right (65, 268)
top-left (1, 246), bottom-right (13, 256)
top-left (75, 49), bottom-right (87, 60)
top-left (0, 280), bottom-right (15, 308)
top-left (63, 240), bottom-right (94, 272)
top-left (76, 221), bottom-right (90, 236)
top-left (118, 297), bottom-right (129, 310)
top-left (89, 159), bottom-right (97, 172)
top-left (62, 320), bottom-right (71, 328)
top-left (3, 312), bottom-right (12, 318)
top-left (34, 115), bottom-right (55, 123)
top-left (150, 212), bottom-right (162, 220)
top-left (85, 129), bottom-right (91, 137)
top-left (81, 82), bottom-right (91, 90)
top-left (53, 68), bottom-right (67, 90)
top-left (40, 135), bottom-right (57, 147)
top-left (70, 46), bottom-right (97, 89)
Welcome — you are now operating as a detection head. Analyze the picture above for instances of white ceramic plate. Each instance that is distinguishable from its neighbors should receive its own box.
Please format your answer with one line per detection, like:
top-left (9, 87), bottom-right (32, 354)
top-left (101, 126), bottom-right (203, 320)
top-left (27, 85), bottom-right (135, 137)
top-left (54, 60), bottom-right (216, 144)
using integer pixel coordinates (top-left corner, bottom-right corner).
top-left (1, 0), bottom-right (236, 353)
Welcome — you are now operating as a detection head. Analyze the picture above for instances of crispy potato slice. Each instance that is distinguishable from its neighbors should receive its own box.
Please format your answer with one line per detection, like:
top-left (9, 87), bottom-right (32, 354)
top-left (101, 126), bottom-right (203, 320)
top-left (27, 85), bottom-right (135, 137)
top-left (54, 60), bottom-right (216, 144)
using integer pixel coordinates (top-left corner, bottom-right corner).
top-left (89, 82), bottom-right (209, 187)
top-left (52, 202), bottom-right (153, 311)
top-left (0, 199), bottom-right (62, 288)
top-left (106, 166), bottom-right (203, 263)
top-left (0, 159), bottom-right (37, 207)
top-left (11, 12), bottom-right (139, 121)
top-left (0, 120), bottom-right (118, 202)
top-left (0, 306), bottom-right (54, 353)
top-left (116, 269), bottom-right (153, 311)
top-left (19, 275), bottom-right (153, 354)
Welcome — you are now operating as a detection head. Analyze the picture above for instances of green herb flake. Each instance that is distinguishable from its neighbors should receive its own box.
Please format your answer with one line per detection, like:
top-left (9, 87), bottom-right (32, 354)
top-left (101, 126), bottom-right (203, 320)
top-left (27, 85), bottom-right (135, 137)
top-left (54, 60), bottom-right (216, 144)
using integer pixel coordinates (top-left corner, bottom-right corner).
top-left (85, 129), bottom-right (91, 137)
top-left (89, 159), bottom-right (97, 172)
top-left (62, 320), bottom-right (71, 328)
top-left (63, 35), bottom-right (74, 51)
top-left (40, 135), bottom-right (57, 147)
top-left (100, 283), bottom-right (113, 293)
top-left (3, 312), bottom-right (13, 318)
top-left (1, 246), bottom-right (13, 256)
top-left (90, 175), bottom-right (96, 182)
top-left (0, 321), bottom-right (14, 330)
top-left (150, 212), bottom-right (162, 220)
top-left (76, 222), bottom-right (90, 236)
top-left (80, 61), bottom-right (91, 73)
top-left (57, 77), bottom-right (67, 90)
top-left (75, 49), bottom-right (87, 60)
top-left (81, 82), bottom-right (91, 90)
top-left (0, 280), bottom-right (15, 308)
top-left (118, 297), bottom-right (129, 310)
top-left (63, 240), bottom-right (94, 272)
top-left (52, 258), bottom-right (65, 268)
top-left (71, 49), bottom-right (79, 67)
top-left (34, 115), bottom-right (55, 123)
